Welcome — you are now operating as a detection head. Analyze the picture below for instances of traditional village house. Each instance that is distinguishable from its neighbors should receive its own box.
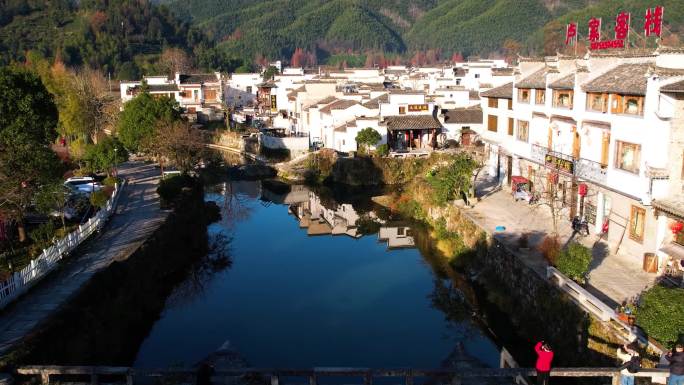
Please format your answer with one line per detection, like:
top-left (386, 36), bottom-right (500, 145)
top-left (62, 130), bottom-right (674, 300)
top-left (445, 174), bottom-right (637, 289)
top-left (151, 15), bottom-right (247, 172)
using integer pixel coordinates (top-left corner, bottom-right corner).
top-left (225, 73), bottom-right (261, 108)
top-left (175, 73), bottom-right (224, 122)
top-left (439, 106), bottom-right (483, 144)
top-left (379, 90), bottom-right (442, 152)
top-left (120, 72), bottom-right (224, 122)
top-left (479, 82), bottom-right (515, 180)
top-left (476, 49), bottom-right (684, 275)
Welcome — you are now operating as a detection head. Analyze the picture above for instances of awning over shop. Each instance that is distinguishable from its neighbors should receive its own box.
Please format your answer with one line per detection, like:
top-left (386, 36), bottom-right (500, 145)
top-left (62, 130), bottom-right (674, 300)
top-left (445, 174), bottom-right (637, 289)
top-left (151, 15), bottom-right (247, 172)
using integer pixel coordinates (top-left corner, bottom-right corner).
top-left (653, 197), bottom-right (684, 221)
top-left (659, 242), bottom-right (684, 260)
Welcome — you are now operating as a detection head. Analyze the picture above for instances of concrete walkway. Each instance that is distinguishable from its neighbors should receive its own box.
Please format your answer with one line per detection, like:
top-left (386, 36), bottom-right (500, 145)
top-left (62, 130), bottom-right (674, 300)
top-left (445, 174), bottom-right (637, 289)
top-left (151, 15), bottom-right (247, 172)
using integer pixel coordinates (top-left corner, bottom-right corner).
top-left (465, 171), bottom-right (656, 308)
top-left (0, 162), bottom-right (168, 356)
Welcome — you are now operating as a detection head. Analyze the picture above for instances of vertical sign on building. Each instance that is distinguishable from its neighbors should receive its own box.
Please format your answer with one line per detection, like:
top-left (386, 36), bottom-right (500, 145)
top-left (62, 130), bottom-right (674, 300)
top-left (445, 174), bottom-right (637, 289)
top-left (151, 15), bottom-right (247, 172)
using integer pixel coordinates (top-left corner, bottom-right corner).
top-left (270, 95), bottom-right (277, 113)
top-left (644, 6), bottom-right (664, 37)
top-left (615, 12), bottom-right (631, 40)
top-left (565, 22), bottom-right (578, 45)
top-left (588, 17), bottom-right (602, 43)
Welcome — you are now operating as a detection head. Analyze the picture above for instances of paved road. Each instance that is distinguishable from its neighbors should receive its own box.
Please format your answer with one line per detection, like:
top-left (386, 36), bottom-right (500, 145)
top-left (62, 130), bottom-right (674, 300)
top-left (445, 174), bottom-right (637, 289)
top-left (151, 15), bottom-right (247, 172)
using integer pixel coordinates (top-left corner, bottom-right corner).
top-left (0, 162), bottom-right (168, 357)
top-left (468, 171), bottom-right (656, 307)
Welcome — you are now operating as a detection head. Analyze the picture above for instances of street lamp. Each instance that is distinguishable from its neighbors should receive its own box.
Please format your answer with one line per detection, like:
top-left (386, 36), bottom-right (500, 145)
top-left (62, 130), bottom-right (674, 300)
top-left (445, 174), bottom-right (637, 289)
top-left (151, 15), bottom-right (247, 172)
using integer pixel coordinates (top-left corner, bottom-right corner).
top-left (113, 148), bottom-right (118, 178)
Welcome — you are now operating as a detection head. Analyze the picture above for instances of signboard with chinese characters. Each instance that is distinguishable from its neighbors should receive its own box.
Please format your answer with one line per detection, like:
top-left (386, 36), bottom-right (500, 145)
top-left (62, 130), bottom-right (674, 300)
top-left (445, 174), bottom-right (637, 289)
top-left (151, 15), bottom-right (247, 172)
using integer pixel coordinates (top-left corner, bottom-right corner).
top-left (545, 154), bottom-right (574, 174)
top-left (564, 6), bottom-right (664, 51)
top-left (408, 104), bottom-right (429, 112)
top-left (270, 95), bottom-right (277, 112)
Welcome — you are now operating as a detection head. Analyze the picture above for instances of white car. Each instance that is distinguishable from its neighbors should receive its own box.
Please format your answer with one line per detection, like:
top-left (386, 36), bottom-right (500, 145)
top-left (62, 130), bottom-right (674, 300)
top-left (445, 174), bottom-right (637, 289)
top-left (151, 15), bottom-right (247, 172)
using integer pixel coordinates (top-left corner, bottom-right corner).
top-left (64, 176), bottom-right (103, 194)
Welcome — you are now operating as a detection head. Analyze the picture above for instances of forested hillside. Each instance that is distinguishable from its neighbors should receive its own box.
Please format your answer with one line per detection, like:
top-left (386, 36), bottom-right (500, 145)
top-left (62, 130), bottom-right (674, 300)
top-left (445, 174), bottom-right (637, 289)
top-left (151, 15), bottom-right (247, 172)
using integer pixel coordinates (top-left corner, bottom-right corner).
top-left (1, 0), bottom-right (683, 77)
top-left (166, 0), bottom-right (684, 63)
top-left (0, 0), bottom-right (251, 78)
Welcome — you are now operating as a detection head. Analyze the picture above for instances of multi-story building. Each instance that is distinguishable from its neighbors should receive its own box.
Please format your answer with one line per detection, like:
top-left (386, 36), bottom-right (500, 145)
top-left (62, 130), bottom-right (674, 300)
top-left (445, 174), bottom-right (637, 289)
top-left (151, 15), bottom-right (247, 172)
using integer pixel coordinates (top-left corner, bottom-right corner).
top-left (120, 72), bottom-right (224, 122)
top-left (477, 48), bottom-right (684, 273)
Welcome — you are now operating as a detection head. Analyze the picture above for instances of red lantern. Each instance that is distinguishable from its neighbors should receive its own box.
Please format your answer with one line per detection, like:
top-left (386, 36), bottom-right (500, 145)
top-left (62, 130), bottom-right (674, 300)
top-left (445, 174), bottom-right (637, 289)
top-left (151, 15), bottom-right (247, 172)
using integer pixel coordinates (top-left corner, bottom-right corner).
top-left (670, 221), bottom-right (684, 234)
top-left (547, 172), bottom-right (559, 184)
top-left (578, 183), bottom-right (588, 197)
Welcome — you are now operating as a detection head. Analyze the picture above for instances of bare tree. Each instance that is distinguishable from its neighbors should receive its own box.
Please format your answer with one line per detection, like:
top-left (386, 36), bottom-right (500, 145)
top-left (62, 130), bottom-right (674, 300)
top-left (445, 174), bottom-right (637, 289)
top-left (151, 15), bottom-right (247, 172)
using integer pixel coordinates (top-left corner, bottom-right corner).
top-left (159, 48), bottom-right (193, 75)
top-left (150, 120), bottom-right (208, 173)
top-left (529, 169), bottom-right (568, 235)
top-left (71, 67), bottom-right (120, 141)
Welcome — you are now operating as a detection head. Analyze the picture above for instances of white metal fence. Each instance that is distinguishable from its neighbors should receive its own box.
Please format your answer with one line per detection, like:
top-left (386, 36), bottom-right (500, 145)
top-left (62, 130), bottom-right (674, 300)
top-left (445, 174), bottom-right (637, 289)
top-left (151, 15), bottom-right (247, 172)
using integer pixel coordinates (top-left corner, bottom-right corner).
top-left (0, 181), bottom-right (126, 310)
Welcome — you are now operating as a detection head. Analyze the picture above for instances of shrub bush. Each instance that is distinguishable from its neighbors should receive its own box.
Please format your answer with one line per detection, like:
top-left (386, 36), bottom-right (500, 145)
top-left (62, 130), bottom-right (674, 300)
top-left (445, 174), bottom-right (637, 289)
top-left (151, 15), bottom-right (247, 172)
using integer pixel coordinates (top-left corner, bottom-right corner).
top-left (157, 174), bottom-right (193, 206)
top-left (538, 235), bottom-right (560, 265)
top-left (425, 154), bottom-right (477, 206)
top-left (376, 143), bottom-right (389, 157)
top-left (90, 190), bottom-right (109, 208)
top-left (637, 285), bottom-right (684, 347)
top-left (29, 221), bottom-right (56, 250)
top-left (103, 176), bottom-right (118, 187)
top-left (556, 242), bottom-right (592, 283)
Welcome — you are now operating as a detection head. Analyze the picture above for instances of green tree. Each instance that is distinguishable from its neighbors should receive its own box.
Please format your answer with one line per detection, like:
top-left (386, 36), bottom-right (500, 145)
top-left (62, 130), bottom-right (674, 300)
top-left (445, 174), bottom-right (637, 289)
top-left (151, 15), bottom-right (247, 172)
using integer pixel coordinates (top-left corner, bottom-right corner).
top-left (556, 242), bottom-right (592, 283)
top-left (637, 285), bottom-right (684, 346)
top-left (35, 183), bottom-right (71, 230)
top-left (426, 154), bottom-right (477, 206)
top-left (262, 65), bottom-right (279, 80)
top-left (355, 127), bottom-right (382, 153)
top-left (0, 66), bottom-right (61, 242)
top-left (117, 92), bottom-right (181, 152)
top-left (83, 136), bottom-right (128, 176)
top-left (0, 66), bottom-right (58, 146)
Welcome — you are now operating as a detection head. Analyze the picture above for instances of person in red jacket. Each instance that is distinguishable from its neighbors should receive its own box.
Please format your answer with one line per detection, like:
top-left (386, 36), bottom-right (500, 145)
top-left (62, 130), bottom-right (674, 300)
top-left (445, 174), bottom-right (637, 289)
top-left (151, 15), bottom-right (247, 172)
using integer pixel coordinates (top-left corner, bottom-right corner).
top-left (535, 341), bottom-right (554, 385)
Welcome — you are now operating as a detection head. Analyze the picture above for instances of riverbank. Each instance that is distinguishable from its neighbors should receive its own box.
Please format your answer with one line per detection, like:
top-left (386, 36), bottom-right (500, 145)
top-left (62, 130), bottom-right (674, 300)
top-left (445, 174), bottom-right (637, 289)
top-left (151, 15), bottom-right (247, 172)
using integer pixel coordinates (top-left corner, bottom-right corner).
top-left (2, 176), bottom-right (220, 367)
top-left (0, 162), bottom-right (168, 361)
top-left (287, 152), bottom-right (653, 368)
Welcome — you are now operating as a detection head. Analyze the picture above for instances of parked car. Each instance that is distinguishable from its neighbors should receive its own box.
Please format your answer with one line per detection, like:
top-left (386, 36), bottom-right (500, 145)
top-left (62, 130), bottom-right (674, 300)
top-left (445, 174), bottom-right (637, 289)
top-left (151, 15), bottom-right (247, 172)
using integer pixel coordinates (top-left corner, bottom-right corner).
top-left (162, 170), bottom-right (182, 179)
top-left (64, 176), bottom-right (103, 194)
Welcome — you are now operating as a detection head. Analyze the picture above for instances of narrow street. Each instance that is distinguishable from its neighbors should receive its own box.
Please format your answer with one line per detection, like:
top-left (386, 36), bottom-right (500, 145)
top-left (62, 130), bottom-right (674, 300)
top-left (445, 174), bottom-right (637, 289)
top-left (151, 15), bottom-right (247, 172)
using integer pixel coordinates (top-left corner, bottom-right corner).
top-left (0, 162), bottom-right (168, 356)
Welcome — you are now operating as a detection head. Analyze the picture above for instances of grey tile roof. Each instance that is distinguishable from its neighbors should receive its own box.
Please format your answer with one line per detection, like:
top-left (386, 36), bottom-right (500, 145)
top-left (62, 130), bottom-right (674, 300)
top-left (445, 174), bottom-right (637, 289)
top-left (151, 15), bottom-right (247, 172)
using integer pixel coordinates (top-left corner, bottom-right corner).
top-left (319, 99), bottom-right (358, 114)
top-left (492, 68), bottom-right (515, 76)
top-left (179, 74), bottom-right (219, 84)
top-left (469, 90), bottom-right (480, 100)
top-left (661, 79), bottom-right (684, 93)
top-left (480, 82), bottom-right (513, 99)
top-left (653, 197), bottom-right (684, 220)
top-left (516, 68), bottom-right (547, 89)
top-left (453, 68), bottom-right (466, 77)
top-left (582, 64), bottom-right (650, 95)
top-left (362, 93), bottom-right (389, 109)
top-left (549, 74), bottom-right (575, 90)
top-left (133, 84), bottom-right (179, 92)
top-left (443, 107), bottom-right (483, 124)
top-left (382, 115), bottom-right (442, 131)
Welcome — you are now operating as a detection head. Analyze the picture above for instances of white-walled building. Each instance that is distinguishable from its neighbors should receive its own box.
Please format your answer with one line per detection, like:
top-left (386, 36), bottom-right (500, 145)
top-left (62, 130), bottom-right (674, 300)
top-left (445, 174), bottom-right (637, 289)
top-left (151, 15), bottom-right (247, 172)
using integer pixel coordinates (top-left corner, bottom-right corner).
top-left (476, 49), bottom-right (684, 273)
top-left (120, 72), bottom-right (224, 122)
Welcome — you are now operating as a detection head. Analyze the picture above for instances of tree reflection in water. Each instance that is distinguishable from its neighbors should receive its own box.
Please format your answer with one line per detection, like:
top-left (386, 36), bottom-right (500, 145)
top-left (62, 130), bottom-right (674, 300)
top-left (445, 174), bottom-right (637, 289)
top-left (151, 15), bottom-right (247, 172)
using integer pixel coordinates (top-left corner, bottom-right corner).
top-left (165, 232), bottom-right (233, 308)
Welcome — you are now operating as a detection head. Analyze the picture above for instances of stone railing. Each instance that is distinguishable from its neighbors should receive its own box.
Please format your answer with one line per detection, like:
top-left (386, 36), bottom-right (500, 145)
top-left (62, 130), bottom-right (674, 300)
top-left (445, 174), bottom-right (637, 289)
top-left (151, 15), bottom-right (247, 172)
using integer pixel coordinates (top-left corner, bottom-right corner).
top-left (0, 181), bottom-right (126, 310)
top-left (547, 267), bottom-right (663, 356)
top-left (15, 366), bottom-right (672, 385)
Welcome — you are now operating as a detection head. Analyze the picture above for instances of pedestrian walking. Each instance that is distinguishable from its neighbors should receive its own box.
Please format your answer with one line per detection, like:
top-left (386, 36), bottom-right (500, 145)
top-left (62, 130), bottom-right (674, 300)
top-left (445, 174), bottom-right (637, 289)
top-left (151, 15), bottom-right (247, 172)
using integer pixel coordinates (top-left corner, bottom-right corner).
top-left (617, 342), bottom-right (641, 385)
top-left (667, 343), bottom-right (684, 385)
top-left (535, 341), bottom-right (554, 385)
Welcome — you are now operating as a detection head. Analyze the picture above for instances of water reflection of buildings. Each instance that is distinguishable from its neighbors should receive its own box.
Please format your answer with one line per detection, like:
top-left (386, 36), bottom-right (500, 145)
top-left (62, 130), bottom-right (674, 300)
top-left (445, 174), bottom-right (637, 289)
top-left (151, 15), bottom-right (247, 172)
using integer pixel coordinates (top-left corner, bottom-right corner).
top-left (260, 183), bottom-right (417, 248)
top-left (289, 191), bottom-right (365, 238)
top-left (378, 222), bottom-right (415, 249)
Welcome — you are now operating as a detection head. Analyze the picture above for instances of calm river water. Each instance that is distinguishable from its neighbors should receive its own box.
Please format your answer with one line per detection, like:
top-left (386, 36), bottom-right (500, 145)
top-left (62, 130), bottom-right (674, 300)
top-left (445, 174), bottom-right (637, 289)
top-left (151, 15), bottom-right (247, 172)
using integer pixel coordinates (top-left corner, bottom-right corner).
top-left (132, 180), bottom-right (501, 369)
